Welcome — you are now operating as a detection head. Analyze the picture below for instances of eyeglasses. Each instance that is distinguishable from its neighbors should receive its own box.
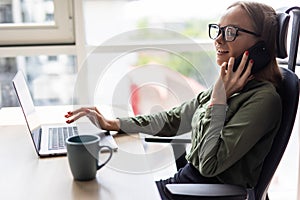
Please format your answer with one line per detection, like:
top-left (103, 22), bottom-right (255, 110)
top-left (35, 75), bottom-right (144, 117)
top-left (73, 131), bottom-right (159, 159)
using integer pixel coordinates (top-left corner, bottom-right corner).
top-left (208, 24), bottom-right (260, 42)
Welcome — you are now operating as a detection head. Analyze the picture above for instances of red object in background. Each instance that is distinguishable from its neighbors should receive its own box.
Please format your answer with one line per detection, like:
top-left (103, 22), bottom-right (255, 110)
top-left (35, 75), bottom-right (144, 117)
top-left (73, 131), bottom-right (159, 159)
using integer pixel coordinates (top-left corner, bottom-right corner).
top-left (130, 84), bottom-right (140, 115)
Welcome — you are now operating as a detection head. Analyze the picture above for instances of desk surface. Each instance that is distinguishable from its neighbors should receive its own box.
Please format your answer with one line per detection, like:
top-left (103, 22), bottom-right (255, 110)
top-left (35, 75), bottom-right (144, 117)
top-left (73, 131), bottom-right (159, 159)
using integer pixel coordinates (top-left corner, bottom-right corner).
top-left (0, 106), bottom-right (162, 200)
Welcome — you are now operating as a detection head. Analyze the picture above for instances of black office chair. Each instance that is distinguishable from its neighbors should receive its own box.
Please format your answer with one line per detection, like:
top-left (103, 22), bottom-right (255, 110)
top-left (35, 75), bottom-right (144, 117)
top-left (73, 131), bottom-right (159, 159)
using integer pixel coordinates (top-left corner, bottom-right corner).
top-left (146, 7), bottom-right (300, 200)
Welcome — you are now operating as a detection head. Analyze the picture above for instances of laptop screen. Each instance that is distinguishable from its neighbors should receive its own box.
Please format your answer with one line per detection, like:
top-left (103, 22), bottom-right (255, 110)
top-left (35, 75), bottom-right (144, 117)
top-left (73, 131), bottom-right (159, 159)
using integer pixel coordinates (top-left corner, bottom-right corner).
top-left (12, 71), bottom-right (41, 150)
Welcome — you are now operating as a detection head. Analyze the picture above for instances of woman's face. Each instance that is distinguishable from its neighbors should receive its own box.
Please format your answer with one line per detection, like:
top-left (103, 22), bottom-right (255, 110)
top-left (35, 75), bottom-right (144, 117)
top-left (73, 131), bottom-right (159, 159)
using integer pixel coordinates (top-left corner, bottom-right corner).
top-left (215, 5), bottom-right (259, 66)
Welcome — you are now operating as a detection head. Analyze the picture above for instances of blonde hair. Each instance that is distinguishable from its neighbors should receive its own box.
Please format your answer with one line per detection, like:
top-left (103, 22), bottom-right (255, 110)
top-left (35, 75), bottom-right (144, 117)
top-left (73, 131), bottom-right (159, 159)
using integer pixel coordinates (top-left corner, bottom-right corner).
top-left (228, 1), bottom-right (282, 88)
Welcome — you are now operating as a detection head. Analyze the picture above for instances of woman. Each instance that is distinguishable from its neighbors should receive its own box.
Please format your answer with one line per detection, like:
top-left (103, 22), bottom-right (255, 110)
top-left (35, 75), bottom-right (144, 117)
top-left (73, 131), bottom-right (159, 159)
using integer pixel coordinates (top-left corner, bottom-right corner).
top-left (65, 1), bottom-right (282, 199)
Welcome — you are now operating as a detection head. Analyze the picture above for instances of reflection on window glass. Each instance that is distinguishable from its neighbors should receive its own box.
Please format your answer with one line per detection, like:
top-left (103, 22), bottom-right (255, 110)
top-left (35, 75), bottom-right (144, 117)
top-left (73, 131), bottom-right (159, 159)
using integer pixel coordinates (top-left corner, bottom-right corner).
top-left (129, 50), bottom-right (218, 114)
top-left (0, 0), bottom-right (54, 24)
top-left (90, 49), bottom-right (218, 114)
top-left (0, 55), bottom-right (77, 108)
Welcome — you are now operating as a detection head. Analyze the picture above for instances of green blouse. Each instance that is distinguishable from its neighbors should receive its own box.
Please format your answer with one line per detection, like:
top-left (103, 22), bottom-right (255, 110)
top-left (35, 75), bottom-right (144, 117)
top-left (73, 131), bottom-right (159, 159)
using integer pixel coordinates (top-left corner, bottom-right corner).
top-left (119, 79), bottom-right (282, 187)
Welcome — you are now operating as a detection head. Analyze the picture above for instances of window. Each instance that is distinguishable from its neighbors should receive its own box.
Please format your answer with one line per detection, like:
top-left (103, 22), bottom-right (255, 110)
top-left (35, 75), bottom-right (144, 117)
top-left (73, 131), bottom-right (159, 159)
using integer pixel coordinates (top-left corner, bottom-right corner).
top-left (0, 0), bottom-right (74, 46)
top-left (0, 55), bottom-right (77, 107)
top-left (82, 0), bottom-right (220, 108)
top-left (0, 0), bottom-right (77, 108)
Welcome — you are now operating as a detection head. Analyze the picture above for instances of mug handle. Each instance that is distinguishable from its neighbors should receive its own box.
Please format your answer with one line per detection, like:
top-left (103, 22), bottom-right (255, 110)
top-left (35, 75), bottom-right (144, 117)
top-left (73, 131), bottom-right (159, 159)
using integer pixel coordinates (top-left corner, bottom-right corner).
top-left (97, 145), bottom-right (113, 170)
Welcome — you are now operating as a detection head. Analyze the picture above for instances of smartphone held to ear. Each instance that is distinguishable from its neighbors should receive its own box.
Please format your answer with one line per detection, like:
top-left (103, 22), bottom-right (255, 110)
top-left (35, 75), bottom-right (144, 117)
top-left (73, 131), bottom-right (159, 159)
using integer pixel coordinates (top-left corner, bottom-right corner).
top-left (232, 41), bottom-right (271, 74)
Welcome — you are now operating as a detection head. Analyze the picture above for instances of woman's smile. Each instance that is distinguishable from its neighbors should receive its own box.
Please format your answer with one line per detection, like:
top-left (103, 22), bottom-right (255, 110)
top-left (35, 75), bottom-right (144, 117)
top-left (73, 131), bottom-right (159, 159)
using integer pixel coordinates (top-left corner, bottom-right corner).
top-left (217, 49), bottom-right (229, 55)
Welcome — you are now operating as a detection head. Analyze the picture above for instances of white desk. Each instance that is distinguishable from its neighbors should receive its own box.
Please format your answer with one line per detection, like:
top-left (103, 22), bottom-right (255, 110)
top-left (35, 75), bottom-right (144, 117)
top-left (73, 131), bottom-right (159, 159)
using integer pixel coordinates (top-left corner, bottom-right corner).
top-left (0, 106), bottom-right (162, 200)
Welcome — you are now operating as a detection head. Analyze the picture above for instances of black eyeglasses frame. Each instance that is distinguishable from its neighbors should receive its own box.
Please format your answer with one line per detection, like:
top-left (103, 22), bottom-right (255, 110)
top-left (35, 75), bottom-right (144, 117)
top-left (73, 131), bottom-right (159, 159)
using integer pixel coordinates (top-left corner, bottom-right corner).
top-left (208, 23), bottom-right (261, 42)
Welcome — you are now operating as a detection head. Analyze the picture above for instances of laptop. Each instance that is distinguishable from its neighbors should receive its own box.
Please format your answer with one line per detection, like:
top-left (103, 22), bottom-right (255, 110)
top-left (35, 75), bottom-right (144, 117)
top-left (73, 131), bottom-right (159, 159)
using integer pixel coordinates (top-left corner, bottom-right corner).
top-left (12, 70), bottom-right (118, 157)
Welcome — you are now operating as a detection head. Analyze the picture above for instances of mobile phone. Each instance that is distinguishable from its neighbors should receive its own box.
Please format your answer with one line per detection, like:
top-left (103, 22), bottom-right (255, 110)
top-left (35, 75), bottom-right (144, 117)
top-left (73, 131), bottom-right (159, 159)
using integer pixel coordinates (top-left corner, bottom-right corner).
top-left (232, 41), bottom-right (271, 74)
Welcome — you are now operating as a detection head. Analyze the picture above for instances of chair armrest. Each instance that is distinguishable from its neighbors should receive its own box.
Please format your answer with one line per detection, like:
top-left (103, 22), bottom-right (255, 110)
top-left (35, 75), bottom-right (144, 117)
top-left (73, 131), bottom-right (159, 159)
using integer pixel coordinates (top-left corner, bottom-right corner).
top-left (144, 137), bottom-right (191, 143)
top-left (165, 183), bottom-right (248, 200)
top-left (143, 132), bottom-right (192, 144)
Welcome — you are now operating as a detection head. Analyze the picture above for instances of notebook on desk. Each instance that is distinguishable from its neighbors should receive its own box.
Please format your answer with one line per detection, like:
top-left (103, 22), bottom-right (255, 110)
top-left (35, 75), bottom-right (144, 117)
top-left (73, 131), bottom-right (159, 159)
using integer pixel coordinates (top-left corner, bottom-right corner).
top-left (12, 70), bottom-right (118, 157)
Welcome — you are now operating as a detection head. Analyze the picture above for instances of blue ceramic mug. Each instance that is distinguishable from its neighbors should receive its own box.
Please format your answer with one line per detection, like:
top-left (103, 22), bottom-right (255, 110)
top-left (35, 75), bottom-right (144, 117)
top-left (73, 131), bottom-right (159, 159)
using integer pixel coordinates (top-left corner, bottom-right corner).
top-left (66, 134), bottom-right (113, 181)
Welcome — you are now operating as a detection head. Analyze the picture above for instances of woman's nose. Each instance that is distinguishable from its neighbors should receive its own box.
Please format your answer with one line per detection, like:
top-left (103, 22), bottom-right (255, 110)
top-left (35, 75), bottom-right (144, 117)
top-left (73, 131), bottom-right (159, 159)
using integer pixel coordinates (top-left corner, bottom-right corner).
top-left (215, 33), bottom-right (224, 44)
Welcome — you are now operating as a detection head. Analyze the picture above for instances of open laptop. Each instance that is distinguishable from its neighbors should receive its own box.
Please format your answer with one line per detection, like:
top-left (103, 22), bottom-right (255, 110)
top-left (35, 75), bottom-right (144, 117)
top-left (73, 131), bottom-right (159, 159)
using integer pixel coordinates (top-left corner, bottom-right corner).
top-left (12, 70), bottom-right (118, 157)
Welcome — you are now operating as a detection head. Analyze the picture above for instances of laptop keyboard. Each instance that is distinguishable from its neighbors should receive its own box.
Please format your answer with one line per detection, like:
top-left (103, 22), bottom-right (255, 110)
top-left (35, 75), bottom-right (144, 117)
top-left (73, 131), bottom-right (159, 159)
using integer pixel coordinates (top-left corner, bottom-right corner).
top-left (48, 126), bottom-right (78, 150)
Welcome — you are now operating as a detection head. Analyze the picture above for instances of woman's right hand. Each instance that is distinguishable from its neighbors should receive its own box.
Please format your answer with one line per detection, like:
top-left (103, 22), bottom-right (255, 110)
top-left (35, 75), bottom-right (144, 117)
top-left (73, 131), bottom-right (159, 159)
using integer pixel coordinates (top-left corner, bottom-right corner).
top-left (211, 51), bottom-right (254, 105)
top-left (64, 107), bottom-right (120, 131)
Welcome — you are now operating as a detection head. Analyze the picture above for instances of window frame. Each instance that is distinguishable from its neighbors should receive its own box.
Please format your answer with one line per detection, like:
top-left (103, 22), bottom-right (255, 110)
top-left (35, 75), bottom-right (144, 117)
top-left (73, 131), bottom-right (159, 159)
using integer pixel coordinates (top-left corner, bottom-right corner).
top-left (0, 0), bottom-right (74, 46)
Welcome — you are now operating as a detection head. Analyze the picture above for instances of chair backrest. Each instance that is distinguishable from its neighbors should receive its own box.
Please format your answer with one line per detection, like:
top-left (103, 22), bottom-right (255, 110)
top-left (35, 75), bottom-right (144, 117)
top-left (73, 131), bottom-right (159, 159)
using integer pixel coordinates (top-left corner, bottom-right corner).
top-left (286, 7), bottom-right (300, 71)
top-left (254, 8), bottom-right (300, 200)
